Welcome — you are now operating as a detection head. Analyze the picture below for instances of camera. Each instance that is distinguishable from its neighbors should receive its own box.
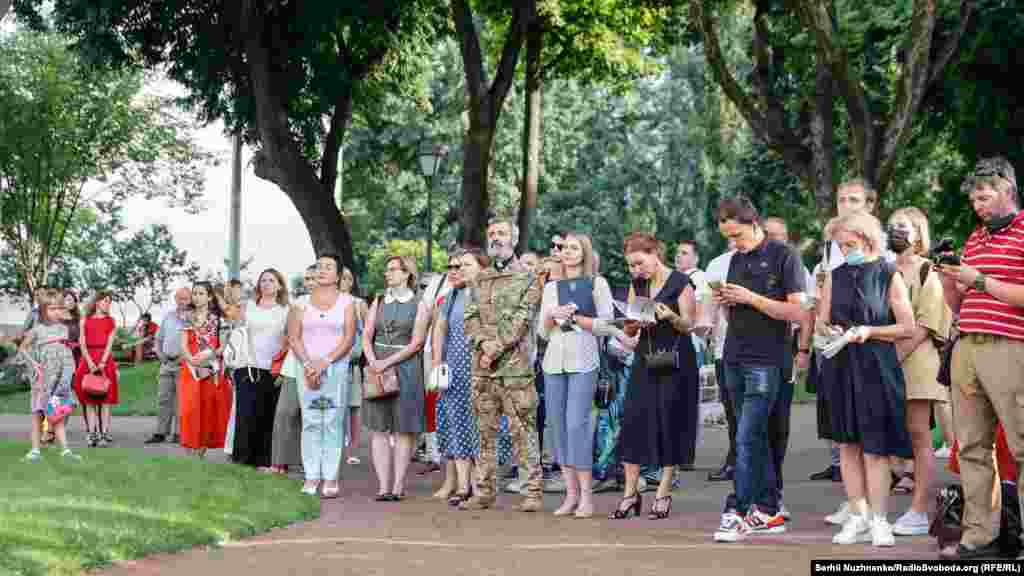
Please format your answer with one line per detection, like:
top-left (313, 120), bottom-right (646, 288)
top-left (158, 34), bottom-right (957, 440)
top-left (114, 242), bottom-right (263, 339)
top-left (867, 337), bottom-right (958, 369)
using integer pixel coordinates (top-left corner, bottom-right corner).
top-left (929, 237), bottom-right (960, 266)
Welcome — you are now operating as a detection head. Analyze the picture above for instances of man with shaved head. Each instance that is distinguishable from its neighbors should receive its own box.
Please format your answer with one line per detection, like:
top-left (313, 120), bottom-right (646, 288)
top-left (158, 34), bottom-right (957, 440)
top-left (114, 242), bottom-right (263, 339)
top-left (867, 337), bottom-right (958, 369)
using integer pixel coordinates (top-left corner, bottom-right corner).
top-left (145, 287), bottom-right (191, 444)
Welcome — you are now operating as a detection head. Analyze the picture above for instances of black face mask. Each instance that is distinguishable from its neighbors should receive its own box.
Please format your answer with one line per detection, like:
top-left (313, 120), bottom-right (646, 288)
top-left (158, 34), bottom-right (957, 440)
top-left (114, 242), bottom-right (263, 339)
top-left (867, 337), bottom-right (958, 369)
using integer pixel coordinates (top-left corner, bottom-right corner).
top-left (986, 212), bottom-right (1018, 234)
top-left (887, 227), bottom-right (911, 254)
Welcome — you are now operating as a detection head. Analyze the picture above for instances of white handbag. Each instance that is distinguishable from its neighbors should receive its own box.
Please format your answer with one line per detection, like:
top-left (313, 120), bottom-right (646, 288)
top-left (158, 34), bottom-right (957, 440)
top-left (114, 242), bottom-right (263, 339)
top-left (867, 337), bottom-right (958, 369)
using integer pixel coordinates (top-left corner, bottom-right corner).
top-left (428, 363), bottom-right (449, 392)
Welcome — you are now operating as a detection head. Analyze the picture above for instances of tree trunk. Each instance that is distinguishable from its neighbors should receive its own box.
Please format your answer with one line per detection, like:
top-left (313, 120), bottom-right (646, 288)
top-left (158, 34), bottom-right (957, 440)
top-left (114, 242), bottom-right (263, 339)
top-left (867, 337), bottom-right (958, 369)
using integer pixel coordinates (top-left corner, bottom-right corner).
top-left (453, 0), bottom-right (531, 250)
top-left (516, 17), bottom-right (544, 255)
top-left (460, 102), bottom-right (496, 250)
top-left (240, 1), bottom-right (356, 274)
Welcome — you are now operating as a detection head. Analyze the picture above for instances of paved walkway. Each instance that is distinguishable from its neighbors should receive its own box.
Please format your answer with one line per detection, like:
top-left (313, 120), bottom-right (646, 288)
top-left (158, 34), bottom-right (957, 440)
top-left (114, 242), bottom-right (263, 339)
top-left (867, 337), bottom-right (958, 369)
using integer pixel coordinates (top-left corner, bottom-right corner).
top-left (0, 405), bottom-right (951, 574)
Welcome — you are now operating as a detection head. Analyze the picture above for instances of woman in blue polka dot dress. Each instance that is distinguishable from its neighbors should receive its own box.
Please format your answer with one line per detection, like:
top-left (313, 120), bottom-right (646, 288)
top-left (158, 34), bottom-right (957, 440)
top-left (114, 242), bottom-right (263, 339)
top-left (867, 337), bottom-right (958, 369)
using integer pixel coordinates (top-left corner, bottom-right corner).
top-left (431, 249), bottom-right (485, 506)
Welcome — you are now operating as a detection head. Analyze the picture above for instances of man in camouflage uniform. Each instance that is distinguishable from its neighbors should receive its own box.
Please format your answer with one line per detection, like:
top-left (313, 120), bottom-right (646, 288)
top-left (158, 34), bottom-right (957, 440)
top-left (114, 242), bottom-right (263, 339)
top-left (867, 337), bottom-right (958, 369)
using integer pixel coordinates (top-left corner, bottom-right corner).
top-left (461, 219), bottom-right (544, 511)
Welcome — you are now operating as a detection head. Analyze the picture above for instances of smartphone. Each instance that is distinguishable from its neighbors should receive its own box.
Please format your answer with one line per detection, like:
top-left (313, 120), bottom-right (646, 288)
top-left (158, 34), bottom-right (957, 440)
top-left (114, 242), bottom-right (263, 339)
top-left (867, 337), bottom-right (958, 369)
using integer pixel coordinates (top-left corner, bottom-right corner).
top-left (708, 280), bottom-right (724, 291)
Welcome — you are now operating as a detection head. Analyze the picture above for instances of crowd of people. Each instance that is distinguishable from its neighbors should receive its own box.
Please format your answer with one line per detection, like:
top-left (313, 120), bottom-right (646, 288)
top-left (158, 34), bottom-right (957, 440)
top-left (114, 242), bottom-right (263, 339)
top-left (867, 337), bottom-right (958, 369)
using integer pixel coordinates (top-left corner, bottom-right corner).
top-left (6, 156), bottom-right (1023, 559)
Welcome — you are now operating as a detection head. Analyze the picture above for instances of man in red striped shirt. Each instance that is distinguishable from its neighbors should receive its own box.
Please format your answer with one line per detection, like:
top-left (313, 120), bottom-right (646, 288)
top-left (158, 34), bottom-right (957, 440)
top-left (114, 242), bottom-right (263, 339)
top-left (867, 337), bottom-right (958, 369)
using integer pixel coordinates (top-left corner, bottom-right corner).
top-left (937, 157), bottom-right (1024, 559)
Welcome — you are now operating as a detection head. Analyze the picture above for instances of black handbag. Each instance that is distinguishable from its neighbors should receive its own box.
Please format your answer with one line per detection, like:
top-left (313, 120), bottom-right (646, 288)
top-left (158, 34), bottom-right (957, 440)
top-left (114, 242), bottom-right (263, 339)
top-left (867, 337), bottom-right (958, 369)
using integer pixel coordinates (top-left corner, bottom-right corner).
top-left (643, 326), bottom-right (681, 371)
top-left (937, 330), bottom-right (959, 388)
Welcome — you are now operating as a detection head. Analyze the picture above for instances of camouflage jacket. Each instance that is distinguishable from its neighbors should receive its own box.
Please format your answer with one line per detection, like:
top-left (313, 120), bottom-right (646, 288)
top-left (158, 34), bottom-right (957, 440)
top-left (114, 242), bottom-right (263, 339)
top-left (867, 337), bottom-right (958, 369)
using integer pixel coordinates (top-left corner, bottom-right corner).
top-left (464, 260), bottom-right (542, 380)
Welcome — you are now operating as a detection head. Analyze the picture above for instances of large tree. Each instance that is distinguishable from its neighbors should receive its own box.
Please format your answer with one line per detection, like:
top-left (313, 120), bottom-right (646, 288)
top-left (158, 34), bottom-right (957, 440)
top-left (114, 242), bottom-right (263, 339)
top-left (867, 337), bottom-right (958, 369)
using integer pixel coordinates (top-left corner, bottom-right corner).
top-left (692, 0), bottom-right (975, 218)
top-left (0, 30), bottom-right (209, 300)
top-left (27, 1), bottom-right (446, 273)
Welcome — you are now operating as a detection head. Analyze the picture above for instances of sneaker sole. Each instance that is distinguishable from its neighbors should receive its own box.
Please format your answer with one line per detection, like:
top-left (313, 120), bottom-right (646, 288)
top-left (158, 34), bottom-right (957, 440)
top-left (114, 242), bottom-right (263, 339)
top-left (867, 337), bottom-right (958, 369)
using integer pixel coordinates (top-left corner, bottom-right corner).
top-left (748, 526), bottom-right (787, 535)
top-left (892, 525), bottom-right (930, 536)
top-left (825, 514), bottom-right (848, 526)
top-left (713, 532), bottom-right (746, 542)
top-left (832, 532), bottom-right (872, 545)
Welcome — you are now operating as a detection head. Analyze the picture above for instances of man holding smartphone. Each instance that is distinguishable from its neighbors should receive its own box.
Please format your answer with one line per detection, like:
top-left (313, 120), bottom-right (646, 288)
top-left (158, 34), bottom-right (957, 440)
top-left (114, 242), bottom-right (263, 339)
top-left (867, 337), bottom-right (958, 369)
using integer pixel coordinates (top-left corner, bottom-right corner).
top-left (712, 196), bottom-right (806, 543)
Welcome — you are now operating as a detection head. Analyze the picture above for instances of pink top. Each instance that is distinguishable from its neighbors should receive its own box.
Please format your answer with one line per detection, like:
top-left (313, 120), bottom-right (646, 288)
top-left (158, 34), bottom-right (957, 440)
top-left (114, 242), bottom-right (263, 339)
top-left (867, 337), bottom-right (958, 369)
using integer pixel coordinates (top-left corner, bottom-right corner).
top-left (303, 293), bottom-right (352, 361)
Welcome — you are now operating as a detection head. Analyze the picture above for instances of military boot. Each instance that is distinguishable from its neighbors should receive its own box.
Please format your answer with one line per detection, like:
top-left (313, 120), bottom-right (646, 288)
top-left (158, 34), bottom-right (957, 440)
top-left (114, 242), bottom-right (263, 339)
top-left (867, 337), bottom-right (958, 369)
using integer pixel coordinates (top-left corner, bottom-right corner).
top-left (515, 495), bottom-right (543, 512)
top-left (459, 495), bottom-right (496, 511)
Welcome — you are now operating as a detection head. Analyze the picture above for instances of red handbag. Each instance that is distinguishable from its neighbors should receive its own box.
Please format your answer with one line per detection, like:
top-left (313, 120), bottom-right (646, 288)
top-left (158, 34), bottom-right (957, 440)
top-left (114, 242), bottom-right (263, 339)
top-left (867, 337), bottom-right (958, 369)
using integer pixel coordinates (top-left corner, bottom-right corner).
top-left (82, 372), bottom-right (110, 399)
top-left (270, 348), bottom-right (288, 377)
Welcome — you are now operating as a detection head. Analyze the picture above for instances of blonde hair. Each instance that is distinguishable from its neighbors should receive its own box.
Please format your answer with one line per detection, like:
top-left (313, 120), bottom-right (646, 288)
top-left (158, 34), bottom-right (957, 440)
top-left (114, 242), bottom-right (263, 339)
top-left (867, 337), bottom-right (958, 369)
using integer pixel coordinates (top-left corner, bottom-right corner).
top-left (256, 268), bottom-right (290, 307)
top-left (561, 232), bottom-right (597, 278)
top-left (889, 207), bottom-right (931, 255)
top-left (831, 212), bottom-right (885, 254)
top-left (36, 289), bottom-right (64, 324)
top-left (385, 255), bottom-right (418, 290)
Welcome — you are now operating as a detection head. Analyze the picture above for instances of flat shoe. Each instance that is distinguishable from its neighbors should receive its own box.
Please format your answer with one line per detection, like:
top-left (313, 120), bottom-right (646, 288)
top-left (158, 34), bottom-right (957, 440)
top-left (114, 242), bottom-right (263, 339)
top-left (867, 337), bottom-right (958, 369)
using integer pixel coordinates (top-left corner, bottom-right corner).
top-left (321, 486), bottom-right (340, 499)
top-left (375, 493), bottom-right (392, 502)
top-left (347, 456), bottom-right (361, 465)
top-left (388, 493), bottom-right (404, 502)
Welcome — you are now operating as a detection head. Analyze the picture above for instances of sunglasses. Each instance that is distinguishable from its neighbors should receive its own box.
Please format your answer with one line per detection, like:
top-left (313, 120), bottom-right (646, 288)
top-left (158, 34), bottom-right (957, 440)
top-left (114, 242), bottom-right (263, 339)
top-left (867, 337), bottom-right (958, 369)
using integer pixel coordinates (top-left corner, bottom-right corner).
top-left (551, 242), bottom-right (565, 251)
top-left (447, 264), bottom-right (462, 271)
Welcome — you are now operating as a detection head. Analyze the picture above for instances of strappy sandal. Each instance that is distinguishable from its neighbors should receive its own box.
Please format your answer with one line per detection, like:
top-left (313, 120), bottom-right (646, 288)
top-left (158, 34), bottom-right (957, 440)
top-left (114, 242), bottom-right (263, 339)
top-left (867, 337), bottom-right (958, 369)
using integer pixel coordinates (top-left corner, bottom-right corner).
top-left (649, 495), bottom-right (673, 520)
top-left (892, 472), bottom-right (915, 495)
top-left (448, 492), bottom-right (470, 507)
top-left (608, 492), bottom-right (643, 520)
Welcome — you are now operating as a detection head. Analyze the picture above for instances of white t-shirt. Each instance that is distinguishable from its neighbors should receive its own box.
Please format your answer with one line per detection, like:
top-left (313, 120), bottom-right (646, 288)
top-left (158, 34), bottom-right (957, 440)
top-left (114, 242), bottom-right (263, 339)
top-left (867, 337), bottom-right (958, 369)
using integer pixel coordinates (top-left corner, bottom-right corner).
top-left (245, 300), bottom-right (289, 369)
top-left (704, 250), bottom-right (736, 361)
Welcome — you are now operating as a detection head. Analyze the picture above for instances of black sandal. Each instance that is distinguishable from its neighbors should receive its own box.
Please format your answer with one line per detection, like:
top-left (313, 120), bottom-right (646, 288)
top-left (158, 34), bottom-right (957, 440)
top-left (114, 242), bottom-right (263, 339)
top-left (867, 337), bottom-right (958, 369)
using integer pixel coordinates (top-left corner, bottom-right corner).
top-left (608, 492), bottom-right (642, 520)
top-left (649, 495), bottom-right (673, 520)
top-left (375, 492), bottom-right (393, 502)
top-left (892, 472), bottom-right (915, 495)
top-left (448, 492), bottom-right (470, 506)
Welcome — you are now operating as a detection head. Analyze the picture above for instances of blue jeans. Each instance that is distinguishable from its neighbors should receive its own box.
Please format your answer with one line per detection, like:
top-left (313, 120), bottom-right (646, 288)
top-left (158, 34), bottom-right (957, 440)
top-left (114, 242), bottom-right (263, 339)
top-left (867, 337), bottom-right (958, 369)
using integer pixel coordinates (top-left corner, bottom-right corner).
top-left (724, 363), bottom-right (782, 516)
top-left (544, 370), bottom-right (598, 468)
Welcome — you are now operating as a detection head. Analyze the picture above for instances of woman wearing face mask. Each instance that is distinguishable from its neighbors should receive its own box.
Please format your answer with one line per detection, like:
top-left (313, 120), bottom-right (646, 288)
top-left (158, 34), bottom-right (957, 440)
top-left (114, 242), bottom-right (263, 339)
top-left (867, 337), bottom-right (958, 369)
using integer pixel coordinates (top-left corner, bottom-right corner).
top-left (610, 232), bottom-right (699, 521)
top-left (432, 248), bottom-right (487, 504)
top-left (817, 212), bottom-right (915, 547)
top-left (886, 208), bottom-right (954, 536)
top-left (362, 255), bottom-right (432, 501)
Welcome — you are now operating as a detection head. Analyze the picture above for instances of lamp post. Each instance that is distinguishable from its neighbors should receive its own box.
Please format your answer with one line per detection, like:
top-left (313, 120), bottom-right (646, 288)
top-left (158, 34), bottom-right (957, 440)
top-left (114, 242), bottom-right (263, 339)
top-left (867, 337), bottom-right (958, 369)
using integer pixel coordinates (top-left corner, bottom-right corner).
top-left (418, 143), bottom-right (449, 273)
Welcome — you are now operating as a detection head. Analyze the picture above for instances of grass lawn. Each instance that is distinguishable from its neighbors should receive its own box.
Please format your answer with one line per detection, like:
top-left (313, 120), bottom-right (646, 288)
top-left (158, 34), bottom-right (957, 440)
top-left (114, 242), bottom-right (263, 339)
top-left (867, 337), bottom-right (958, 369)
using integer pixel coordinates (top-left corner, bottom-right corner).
top-left (0, 362), bottom-right (161, 416)
top-left (0, 440), bottom-right (320, 576)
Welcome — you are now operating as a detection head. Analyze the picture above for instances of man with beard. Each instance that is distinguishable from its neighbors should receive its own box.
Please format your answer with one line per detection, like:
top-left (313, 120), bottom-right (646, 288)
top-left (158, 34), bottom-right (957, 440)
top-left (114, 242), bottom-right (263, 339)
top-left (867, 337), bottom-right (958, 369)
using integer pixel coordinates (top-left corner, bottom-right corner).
top-left (460, 218), bottom-right (544, 511)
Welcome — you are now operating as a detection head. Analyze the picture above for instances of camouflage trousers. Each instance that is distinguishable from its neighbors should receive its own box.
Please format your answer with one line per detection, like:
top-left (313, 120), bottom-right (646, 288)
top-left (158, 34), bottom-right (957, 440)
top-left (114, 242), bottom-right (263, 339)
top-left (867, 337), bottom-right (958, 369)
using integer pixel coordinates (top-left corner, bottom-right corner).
top-left (472, 375), bottom-right (542, 501)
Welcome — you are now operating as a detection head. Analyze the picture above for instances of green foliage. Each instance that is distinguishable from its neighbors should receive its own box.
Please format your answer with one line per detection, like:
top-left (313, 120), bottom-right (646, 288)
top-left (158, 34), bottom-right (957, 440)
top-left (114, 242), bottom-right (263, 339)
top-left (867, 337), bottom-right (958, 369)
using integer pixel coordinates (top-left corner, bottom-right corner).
top-left (363, 239), bottom-right (448, 299)
top-left (0, 29), bottom-right (212, 298)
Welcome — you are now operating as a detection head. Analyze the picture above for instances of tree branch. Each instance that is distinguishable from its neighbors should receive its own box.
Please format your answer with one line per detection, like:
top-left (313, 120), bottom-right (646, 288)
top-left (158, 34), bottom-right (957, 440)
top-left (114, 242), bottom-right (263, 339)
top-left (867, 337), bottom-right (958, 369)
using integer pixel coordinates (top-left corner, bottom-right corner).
top-left (797, 0), bottom-right (877, 179)
top-left (453, 0), bottom-right (485, 100)
top-left (877, 0), bottom-right (940, 191)
top-left (926, 0), bottom-right (974, 89)
top-left (692, 1), bottom-right (812, 185)
top-left (489, 0), bottom-right (533, 108)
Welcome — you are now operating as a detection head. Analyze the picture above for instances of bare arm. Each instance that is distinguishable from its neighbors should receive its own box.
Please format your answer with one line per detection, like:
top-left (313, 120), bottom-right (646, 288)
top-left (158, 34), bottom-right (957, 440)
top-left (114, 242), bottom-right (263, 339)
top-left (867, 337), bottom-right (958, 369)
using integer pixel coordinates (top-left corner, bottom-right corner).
top-left (432, 315), bottom-right (448, 368)
top-left (287, 305), bottom-right (310, 365)
top-left (79, 317), bottom-right (96, 370)
top-left (379, 301), bottom-right (431, 369)
top-left (324, 304), bottom-right (356, 364)
top-left (868, 273), bottom-right (916, 342)
top-left (99, 320), bottom-right (117, 367)
top-left (748, 292), bottom-right (804, 323)
top-left (362, 298), bottom-right (379, 364)
top-left (815, 273), bottom-right (835, 336)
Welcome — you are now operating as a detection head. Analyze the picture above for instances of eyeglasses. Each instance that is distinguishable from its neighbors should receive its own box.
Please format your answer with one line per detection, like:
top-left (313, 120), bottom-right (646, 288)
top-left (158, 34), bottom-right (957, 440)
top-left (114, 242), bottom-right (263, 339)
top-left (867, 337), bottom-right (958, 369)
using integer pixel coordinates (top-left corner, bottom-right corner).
top-left (551, 242), bottom-right (565, 251)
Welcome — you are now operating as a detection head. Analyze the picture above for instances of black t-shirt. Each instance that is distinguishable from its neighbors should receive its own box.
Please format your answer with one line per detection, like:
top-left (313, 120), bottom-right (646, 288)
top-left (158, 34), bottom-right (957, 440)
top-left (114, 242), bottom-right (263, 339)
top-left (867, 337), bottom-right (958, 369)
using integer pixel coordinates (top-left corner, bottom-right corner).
top-left (723, 238), bottom-right (805, 367)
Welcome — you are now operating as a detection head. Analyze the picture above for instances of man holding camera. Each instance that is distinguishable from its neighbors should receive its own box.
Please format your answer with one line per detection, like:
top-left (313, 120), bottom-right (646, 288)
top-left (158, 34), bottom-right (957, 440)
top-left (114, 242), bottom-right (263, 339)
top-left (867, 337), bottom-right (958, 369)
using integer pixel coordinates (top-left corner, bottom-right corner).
top-left (937, 157), bottom-right (1024, 559)
top-left (712, 196), bottom-right (806, 543)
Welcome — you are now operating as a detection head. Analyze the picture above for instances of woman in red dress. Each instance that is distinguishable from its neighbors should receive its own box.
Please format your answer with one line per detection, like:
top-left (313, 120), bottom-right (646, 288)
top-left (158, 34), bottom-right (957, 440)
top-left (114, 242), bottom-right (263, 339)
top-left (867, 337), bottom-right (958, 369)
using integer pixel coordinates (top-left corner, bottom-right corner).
top-left (178, 282), bottom-right (232, 458)
top-left (72, 291), bottom-right (120, 447)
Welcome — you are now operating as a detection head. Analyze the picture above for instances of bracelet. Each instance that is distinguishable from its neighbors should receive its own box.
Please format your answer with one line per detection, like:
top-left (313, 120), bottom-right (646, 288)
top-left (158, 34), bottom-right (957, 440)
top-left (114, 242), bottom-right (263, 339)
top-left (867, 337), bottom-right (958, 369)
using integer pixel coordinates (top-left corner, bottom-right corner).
top-left (799, 348), bottom-right (810, 354)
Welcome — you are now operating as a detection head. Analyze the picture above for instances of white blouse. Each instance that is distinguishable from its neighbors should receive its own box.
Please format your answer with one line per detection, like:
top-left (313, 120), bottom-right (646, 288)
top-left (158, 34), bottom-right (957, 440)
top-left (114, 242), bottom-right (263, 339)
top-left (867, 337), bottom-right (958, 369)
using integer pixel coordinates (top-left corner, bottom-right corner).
top-left (245, 300), bottom-right (288, 369)
top-left (537, 276), bottom-right (614, 374)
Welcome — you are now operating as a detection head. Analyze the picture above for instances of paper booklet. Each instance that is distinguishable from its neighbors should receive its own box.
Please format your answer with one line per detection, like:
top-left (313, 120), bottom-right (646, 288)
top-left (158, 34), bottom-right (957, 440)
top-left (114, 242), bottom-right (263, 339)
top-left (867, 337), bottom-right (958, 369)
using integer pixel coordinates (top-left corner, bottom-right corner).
top-left (610, 297), bottom-right (657, 325)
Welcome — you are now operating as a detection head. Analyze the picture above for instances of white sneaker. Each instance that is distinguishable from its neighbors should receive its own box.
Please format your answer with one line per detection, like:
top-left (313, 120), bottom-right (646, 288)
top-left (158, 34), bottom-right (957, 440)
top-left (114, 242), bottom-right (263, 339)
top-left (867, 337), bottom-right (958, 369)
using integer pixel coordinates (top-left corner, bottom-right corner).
top-left (871, 516), bottom-right (895, 547)
top-left (23, 449), bottom-right (41, 462)
top-left (825, 501), bottom-right (850, 525)
top-left (832, 514), bottom-right (871, 545)
top-left (714, 512), bottom-right (748, 542)
top-left (61, 449), bottom-right (82, 462)
top-left (505, 479), bottom-right (524, 494)
top-left (892, 509), bottom-right (930, 536)
top-left (934, 445), bottom-right (951, 459)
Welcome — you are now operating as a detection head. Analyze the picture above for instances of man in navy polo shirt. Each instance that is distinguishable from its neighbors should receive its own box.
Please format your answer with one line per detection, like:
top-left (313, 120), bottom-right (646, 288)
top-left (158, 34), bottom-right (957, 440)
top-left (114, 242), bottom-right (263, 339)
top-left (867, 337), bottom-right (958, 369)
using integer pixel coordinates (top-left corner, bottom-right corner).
top-left (712, 196), bottom-right (806, 543)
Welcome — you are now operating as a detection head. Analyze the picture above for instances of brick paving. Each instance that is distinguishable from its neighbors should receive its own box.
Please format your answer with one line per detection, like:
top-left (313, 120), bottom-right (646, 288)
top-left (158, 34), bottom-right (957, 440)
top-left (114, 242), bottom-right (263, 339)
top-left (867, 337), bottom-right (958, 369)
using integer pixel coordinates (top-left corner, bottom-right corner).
top-left (0, 404), bottom-right (951, 575)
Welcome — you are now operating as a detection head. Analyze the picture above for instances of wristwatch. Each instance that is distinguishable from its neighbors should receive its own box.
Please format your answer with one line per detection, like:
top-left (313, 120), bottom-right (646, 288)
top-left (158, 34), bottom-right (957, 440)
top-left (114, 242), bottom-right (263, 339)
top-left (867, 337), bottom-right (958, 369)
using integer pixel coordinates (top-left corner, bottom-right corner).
top-left (973, 273), bottom-right (987, 293)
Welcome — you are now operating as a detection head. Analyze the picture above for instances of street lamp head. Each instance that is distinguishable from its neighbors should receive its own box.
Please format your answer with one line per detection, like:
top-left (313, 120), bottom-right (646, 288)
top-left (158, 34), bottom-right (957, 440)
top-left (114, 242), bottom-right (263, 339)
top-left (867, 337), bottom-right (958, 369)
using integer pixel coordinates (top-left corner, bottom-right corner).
top-left (418, 143), bottom-right (449, 177)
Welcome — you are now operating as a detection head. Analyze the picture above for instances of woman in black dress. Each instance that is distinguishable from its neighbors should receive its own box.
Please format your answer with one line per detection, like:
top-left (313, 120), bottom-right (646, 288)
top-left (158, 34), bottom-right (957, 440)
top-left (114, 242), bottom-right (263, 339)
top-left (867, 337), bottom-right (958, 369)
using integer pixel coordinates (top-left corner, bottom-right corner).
top-left (818, 212), bottom-right (915, 547)
top-left (609, 232), bottom-right (699, 520)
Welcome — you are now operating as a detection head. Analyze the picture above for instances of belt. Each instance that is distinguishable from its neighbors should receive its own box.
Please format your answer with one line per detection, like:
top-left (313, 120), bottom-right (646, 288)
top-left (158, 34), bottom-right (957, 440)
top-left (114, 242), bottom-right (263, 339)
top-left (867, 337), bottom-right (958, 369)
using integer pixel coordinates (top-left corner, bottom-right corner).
top-left (961, 332), bottom-right (1014, 344)
top-left (374, 342), bottom-right (404, 349)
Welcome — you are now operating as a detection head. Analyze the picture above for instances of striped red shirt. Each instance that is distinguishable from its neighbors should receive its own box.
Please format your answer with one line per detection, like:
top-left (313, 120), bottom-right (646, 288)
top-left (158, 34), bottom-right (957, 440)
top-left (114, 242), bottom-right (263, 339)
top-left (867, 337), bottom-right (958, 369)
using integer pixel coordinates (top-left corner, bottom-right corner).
top-left (960, 211), bottom-right (1024, 340)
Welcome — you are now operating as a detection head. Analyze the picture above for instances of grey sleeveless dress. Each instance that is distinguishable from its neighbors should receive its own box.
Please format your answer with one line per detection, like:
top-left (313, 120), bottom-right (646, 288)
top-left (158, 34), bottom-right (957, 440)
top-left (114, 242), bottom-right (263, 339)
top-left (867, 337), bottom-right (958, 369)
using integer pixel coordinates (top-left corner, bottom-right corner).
top-left (363, 297), bottom-right (425, 434)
